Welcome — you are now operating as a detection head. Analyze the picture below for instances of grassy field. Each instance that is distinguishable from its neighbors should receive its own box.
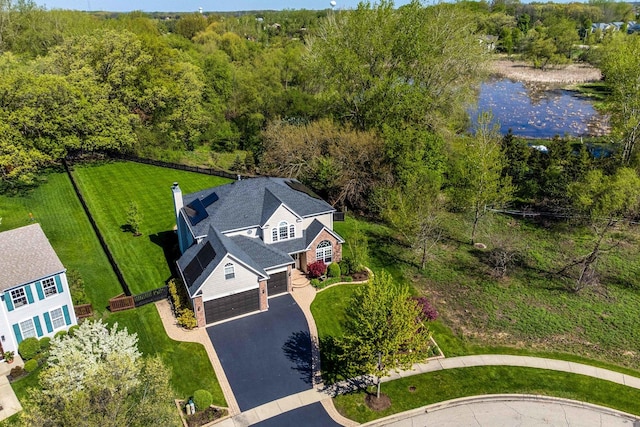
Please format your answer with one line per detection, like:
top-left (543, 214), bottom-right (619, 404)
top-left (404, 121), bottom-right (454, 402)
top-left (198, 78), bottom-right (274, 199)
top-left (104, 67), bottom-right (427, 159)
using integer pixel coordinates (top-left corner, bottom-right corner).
top-left (333, 366), bottom-right (640, 423)
top-left (71, 160), bottom-right (230, 294)
top-left (0, 171), bottom-right (121, 312)
top-left (0, 165), bottom-right (228, 420)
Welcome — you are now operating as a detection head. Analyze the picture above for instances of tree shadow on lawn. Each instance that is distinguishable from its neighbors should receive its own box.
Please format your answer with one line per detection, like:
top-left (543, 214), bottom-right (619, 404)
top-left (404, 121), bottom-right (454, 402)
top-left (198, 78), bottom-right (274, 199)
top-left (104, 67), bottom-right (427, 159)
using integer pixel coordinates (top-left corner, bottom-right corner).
top-left (282, 331), bottom-right (319, 385)
top-left (316, 335), bottom-right (375, 396)
top-left (149, 230), bottom-right (181, 277)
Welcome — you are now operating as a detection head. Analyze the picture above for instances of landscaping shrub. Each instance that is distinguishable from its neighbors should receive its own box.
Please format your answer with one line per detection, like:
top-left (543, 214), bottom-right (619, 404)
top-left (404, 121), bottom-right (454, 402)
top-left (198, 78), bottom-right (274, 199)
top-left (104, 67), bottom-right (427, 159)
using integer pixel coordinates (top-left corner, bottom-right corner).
top-left (68, 269), bottom-right (90, 305)
top-left (168, 278), bottom-right (182, 312)
top-left (338, 260), bottom-right (350, 276)
top-left (54, 330), bottom-right (67, 339)
top-left (310, 278), bottom-right (321, 288)
top-left (68, 325), bottom-right (80, 336)
top-left (18, 337), bottom-right (41, 360)
top-left (23, 359), bottom-right (38, 373)
top-left (178, 308), bottom-right (197, 329)
top-left (307, 261), bottom-right (327, 279)
top-left (413, 296), bottom-right (438, 321)
top-left (193, 389), bottom-right (213, 411)
top-left (39, 337), bottom-right (51, 351)
top-left (327, 262), bottom-right (341, 278)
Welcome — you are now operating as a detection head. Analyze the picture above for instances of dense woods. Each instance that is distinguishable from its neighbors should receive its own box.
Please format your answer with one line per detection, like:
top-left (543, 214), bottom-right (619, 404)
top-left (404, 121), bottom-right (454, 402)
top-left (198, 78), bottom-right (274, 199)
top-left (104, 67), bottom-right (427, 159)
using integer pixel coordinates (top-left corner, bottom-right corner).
top-left (2, 0), bottom-right (640, 239)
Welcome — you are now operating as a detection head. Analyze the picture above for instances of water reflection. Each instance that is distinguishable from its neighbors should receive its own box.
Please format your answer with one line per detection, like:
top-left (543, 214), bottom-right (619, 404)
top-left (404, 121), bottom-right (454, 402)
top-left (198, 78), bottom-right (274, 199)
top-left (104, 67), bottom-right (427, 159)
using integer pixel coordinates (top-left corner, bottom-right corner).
top-left (469, 78), bottom-right (609, 138)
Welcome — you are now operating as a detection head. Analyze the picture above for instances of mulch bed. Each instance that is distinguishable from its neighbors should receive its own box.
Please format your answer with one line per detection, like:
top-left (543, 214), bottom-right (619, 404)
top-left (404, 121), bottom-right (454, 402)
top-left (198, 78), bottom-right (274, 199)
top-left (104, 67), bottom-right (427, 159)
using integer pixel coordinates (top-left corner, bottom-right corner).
top-left (185, 406), bottom-right (226, 427)
top-left (365, 393), bottom-right (391, 411)
top-left (351, 270), bottom-right (369, 281)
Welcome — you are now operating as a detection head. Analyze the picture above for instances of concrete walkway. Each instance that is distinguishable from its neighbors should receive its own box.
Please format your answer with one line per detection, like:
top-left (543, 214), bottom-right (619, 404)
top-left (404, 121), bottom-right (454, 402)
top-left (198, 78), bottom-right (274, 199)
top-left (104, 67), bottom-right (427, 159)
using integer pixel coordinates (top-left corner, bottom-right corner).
top-left (157, 279), bottom-right (640, 427)
top-left (0, 356), bottom-right (24, 422)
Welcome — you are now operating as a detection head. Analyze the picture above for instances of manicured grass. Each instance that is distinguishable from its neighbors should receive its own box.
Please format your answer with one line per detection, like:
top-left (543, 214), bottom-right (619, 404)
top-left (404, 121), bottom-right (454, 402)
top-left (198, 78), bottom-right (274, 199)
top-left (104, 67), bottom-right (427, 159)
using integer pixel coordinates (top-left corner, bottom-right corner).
top-left (333, 366), bottom-right (640, 423)
top-left (109, 304), bottom-right (225, 405)
top-left (71, 160), bottom-right (230, 294)
top-left (0, 171), bottom-right (121, 312)
top-left (312, 284), bottom-right (361, 340)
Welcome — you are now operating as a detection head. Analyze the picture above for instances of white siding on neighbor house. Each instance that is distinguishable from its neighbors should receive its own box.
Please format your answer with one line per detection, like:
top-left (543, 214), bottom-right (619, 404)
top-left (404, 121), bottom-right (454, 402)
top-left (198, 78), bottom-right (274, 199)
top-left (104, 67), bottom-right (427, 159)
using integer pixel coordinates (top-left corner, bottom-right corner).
top-left (263, 205), bottom-right (301, 244)
top-left (0, 272), bottom-right (77, 354)
top-left (302, 213), bottom-right (333, 231)
top-left (225, 227), bottom-right (260, 238)
top-left (199, 255), bottom-right (260, 300)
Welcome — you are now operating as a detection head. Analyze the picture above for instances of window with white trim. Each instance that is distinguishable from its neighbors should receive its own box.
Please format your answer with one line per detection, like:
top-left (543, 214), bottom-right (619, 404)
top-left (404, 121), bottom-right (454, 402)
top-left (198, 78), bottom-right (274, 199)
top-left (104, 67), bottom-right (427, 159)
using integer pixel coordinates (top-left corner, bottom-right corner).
top-left (224, 263), bottom-right (235, 280)
top-left (50, 307), bottom-right (65, 329)
top-left (272, 221), bottom-right (295, 242)
top-left (42, 277), bottom-right (57, 298)
top-left (11, 288), bottom-right (27, 308)
top-left (316, 240), bottom-right (333, 263)
top-left (20, 319), bottom-right (36, 339)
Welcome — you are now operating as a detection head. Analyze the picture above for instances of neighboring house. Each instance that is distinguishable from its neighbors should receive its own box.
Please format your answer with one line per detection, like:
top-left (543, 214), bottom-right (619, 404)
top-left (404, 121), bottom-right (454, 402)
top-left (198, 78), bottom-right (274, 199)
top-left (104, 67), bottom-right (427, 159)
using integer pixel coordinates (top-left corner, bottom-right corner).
top-left (172, 177), bottom-right (344, 326)
top-left (0, 224), bottom-right (77, 356)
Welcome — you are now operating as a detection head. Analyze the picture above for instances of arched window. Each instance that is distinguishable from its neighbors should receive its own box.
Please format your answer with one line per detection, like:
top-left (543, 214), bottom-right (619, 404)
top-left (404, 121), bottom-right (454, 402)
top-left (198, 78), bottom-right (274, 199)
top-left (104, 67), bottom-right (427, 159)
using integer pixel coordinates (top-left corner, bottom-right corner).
top-left (272, 221), bottom-right (295, 242)
top-left (316, 240), bottom-right (332, 263)
top-left (224, 263), bottom-right (235, 280)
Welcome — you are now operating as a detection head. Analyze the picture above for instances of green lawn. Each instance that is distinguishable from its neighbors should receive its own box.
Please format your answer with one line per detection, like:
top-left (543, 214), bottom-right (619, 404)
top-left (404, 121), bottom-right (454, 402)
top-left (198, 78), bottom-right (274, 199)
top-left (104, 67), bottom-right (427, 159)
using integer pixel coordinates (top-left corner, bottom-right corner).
top-left (334, 366), bottom-right (640, 423)
top-left (71, 160), bottom-right (230, 294)
top-left (0, 171), bottom-right (121, 312)
top-left (108, 304), bottom-right (225, 404)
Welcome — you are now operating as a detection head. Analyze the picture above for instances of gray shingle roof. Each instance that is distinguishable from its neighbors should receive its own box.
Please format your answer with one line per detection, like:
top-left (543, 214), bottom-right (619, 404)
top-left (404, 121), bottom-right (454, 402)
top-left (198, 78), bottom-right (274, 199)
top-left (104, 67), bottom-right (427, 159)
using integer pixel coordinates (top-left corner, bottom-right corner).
top-left (230, 236), bottom-right (294, 271)
top-left (269, 219), bottom-right (345, 255)
top-left (0, 223), bottom-right (65, 291)
top-left (182, 177), bottom-right (335, 237)
top-left (177, 226), bottom-right (268, 297)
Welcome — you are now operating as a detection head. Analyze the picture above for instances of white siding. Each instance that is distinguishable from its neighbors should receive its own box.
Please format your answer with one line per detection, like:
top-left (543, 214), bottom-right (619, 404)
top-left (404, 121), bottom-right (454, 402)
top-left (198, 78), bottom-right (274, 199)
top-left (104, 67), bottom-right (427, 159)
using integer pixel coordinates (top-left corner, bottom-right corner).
top-left (200, 255), bottom-right (260, 300)
top-left (264, 205), bottom-right (301, 244)
top-left (302, 213), bottom-right (333, 231)
top-left (0, 272), bottom-right (77, 353)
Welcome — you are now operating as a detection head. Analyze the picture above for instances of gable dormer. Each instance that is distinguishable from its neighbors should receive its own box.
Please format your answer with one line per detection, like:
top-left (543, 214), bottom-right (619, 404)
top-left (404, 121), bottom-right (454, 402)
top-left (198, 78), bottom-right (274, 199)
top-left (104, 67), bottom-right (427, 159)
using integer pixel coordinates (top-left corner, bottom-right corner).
top-left (261, 189), bottom-right (302, 244)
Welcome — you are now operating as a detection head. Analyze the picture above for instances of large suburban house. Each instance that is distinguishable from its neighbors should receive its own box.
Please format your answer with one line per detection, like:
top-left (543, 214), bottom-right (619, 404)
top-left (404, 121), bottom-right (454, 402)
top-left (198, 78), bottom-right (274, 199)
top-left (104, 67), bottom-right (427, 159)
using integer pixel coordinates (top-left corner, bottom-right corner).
top-left (172, 177), bottom-right (344, 326)
top-left (0, 224), bottom-right (77, 356)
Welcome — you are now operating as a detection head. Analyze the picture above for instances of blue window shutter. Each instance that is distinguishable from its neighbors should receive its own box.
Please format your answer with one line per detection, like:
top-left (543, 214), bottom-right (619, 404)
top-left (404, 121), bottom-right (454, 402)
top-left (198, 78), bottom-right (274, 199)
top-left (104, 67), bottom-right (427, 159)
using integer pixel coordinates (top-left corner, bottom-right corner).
top-left (54, 275), bottom-right (63, 294)
top-left (5, 292), bottom-right (13, 312)
top-left (25, 285), bottom-right (34, 304)
top-left (43, 312), bottom-right (53, 333)
top-left (33, 316), bottom-right (43, 337)
top-left (12, 324), bottom-right (22, 344)
top-left (62, 305), bottom-right (71, 326)
top-left (35, 282), bottom-right (45, 300)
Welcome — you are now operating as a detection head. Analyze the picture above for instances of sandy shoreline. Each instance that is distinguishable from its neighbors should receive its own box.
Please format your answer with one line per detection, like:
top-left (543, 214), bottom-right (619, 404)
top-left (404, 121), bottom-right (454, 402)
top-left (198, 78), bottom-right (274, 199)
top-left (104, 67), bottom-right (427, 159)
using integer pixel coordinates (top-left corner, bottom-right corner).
top-left (490, 59), bottom-right (602, 84)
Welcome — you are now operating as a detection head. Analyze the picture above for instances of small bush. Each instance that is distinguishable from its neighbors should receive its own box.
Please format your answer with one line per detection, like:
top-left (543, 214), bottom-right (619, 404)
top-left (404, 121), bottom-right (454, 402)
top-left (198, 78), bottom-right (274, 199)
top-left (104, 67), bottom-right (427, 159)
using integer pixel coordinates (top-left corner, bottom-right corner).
top-left (338, 260), bottom-right (350, 275)
top-left (18, 337), bottom-right (41, 360)
top-left (23, 359), bottom-right (38, 373)
top-left (68, 269), bottom-right (90, 305)
top-left (168, 278), bottom-right (182, 312)
top-left (178, 308), bottom-right (197, 329)
top-left (39, 337), bottom-right (51, 351)
top-left (413, 296), bottom-right (438, 321)
top-left (327, 263), bottom-right (341, 278)
top-left (193, 389), bottom-right (213, 411)
top-left (68, 325), bottom-right (80, 336)
top-left (307, 261), bottom-right (327, 279)
top-left (310, 278), bottom-right (321, 288)
top-left (54, 330), bottom-right (67, 339)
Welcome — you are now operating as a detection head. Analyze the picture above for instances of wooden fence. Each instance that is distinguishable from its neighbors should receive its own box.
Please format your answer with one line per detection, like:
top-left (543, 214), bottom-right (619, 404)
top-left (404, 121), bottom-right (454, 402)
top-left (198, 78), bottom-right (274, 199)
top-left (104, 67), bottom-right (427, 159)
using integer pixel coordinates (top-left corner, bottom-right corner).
top-left (109, 294), bottom-right (135, 312)
top-left (74, 304), bottom-right (94, 319)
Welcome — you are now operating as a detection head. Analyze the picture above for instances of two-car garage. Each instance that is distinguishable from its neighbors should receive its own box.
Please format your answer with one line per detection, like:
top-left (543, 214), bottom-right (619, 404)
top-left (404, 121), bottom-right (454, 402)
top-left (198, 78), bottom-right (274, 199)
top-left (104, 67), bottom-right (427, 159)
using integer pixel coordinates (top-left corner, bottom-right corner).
top-left (203, 270), bottom-right (289, 324)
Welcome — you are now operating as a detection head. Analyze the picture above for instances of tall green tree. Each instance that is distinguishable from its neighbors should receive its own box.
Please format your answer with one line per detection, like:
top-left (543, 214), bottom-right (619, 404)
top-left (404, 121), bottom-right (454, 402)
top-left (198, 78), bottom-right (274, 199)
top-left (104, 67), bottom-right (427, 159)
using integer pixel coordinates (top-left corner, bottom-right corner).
top-left (306, 0), bottom-right (488, 132)
top-left (448, 113), bottom-right (514, 244)
top-left (563, 167), bottom-right (640, 292)
top-left (340, 272), bottom-right (432, 398)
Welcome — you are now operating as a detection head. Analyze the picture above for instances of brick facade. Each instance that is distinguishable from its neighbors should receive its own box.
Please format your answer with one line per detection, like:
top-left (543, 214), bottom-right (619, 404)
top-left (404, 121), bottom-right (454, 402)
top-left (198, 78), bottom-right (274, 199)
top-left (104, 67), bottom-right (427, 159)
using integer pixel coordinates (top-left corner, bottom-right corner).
top-left (193, 295), bottom-right (206, 328)
top-left (302, 230), bottom-right (342, 272)
top-left (259, 280), bottom-right (268, 311)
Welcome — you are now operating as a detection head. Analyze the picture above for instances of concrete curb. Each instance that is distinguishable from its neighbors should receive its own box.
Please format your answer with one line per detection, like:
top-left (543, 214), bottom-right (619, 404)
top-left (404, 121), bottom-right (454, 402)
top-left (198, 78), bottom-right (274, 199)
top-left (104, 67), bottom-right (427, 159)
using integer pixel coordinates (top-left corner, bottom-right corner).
top-left (361, 394), bottom-right (640, 426)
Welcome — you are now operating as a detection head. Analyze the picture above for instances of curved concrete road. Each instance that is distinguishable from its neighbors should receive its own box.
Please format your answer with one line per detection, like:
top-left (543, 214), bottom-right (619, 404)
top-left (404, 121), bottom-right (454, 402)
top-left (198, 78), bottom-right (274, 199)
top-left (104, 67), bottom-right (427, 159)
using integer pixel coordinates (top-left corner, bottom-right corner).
top-left (363, 396), bottom-right (640, 427)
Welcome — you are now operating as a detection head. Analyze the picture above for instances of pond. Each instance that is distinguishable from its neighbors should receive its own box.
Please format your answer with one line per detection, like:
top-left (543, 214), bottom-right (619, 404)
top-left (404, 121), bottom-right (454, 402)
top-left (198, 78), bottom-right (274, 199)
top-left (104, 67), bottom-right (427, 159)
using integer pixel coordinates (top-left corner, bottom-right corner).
top-left (469, 77), bottom-right (609, 138)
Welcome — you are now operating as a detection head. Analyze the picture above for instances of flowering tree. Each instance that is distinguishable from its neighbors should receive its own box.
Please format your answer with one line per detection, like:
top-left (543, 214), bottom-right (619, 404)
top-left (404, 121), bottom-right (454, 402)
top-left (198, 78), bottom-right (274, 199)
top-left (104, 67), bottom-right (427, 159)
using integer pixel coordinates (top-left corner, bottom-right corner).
top-left (21, 320), bottom-right (177, 427)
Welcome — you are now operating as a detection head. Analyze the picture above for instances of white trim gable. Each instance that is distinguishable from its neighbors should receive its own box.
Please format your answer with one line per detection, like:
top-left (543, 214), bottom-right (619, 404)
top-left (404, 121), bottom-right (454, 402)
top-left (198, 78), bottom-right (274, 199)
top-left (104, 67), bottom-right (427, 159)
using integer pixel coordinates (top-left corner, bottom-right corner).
top-left (198, 254), bottom-right (265, 300)
top-left (304, 225), bottom-right (345, 251)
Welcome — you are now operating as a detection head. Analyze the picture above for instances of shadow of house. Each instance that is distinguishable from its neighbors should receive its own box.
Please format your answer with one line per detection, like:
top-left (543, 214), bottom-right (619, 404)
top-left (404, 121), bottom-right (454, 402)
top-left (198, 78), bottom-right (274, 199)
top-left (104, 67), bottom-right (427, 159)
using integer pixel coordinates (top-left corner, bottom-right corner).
top-left (149, 231), bottom-right (180, 278)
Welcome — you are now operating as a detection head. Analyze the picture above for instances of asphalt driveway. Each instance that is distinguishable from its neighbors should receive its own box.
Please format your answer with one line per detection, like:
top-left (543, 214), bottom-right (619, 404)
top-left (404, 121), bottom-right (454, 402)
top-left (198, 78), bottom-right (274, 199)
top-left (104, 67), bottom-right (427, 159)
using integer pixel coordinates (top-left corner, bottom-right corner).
top-left (251, 402), bottom-right (342, 427)
top-left (207, 295), bottom-right (313, 411)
